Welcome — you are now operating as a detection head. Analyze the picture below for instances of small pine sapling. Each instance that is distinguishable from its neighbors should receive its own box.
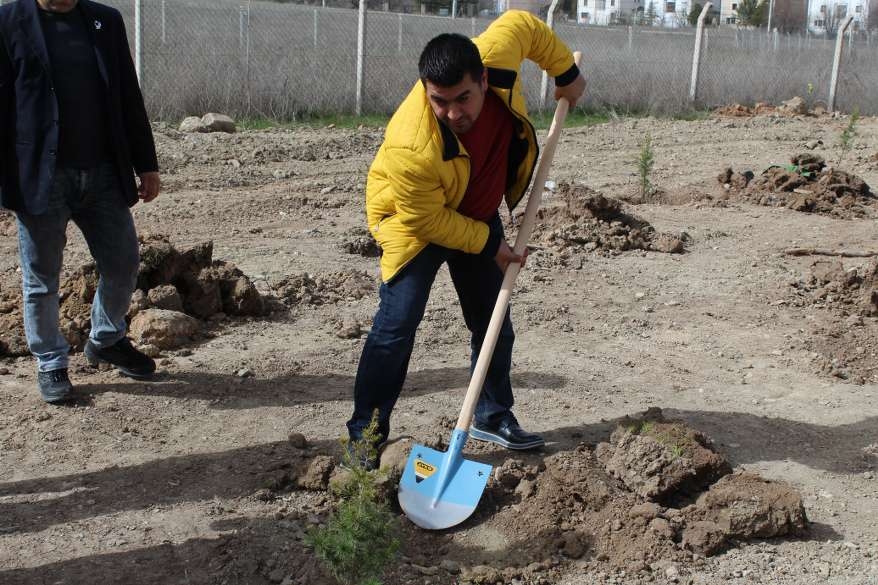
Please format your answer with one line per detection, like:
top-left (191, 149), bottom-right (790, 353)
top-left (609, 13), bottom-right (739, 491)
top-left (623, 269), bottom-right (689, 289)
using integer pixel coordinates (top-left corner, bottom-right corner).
top-left (637, 133), bottom-right (655, 199)
top-left (306, 416), bottom-right (399, 585)
top-left (836, 107), bottom-right (859, 167)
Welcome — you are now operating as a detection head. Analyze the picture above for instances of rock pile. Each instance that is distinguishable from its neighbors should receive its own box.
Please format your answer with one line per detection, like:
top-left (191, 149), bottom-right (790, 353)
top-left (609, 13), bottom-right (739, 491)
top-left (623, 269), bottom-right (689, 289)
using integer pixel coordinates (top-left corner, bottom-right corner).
top-left (0, 236), bottom-right (268, 358)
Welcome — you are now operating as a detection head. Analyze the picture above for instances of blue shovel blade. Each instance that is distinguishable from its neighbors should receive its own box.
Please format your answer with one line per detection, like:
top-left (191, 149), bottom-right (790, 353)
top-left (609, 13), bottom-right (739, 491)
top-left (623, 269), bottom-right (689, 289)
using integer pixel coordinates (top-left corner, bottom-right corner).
top-left (398, 431), bottom-right (492, 530)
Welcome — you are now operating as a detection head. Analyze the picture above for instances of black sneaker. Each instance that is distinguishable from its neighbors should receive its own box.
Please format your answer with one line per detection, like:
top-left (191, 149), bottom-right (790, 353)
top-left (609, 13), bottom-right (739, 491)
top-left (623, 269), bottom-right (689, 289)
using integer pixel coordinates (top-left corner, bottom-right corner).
top-left (470, 415), bottom-right (545, 450)
top-left (38, 369), bottom-right (73, 404)
top-left (84, 338), bottom-right (155, 379)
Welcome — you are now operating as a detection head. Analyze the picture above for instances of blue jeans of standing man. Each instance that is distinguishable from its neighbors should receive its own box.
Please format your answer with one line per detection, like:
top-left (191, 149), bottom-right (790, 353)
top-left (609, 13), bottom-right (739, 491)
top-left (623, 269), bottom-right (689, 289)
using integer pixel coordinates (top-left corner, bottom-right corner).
top-left (347, 215), bottom-right (515, 442)
top-left (15, 163), bottom-right (140, 372)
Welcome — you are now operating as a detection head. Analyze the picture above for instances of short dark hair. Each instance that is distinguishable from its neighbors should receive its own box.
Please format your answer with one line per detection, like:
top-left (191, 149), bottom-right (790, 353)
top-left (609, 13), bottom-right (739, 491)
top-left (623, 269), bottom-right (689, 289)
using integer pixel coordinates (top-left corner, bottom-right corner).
top-left (418, 33), bottom-right (484, 87)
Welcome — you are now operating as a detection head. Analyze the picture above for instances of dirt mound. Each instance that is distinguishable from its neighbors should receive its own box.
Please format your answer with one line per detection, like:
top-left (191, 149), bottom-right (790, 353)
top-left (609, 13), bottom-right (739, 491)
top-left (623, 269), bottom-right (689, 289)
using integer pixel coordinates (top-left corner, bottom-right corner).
top-left (340, 227), bottom-right (381, 257)
top-left (791, 258), bottom-right (878, 317)
top-left (273, 270), bottom-right (377, 306)
top-left (526, 184), bottom-right (687, 266)
top-left (302, 408), bottom-right (809, 582)
top-left (789, 258), bottom-right (878, 383)
top-left (0, 236), bottom-right (268, 358)
top-left (713, 102), bottom-right (777, 117)
top-left (713, 97), bottom-right (827, 118)
top-left (719, 154), bottom-right (876, 219)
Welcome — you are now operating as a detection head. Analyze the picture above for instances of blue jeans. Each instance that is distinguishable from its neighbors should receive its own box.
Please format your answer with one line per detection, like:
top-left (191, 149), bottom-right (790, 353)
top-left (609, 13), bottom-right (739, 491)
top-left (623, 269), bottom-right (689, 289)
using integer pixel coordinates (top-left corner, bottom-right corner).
top-left (347, 216), bottom-right (515, 441)
top-left (15, 163), bottom-right (140, 372)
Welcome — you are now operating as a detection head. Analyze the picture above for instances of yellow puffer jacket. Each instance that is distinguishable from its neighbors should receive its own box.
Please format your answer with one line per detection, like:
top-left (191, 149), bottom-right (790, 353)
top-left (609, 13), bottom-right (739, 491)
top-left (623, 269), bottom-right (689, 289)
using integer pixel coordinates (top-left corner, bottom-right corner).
top-left (365, 10), bottom-right (578, 282)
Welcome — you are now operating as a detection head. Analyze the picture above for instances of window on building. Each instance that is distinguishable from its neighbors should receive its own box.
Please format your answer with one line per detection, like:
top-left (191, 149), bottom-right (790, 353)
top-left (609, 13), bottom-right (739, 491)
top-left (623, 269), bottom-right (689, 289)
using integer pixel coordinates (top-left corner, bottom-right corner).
top-left (855, 4), bottom-right (862, 11)
top-left (732, 2), bottom-right (737, 9)
top-left (596, 0), bottom-right (606, 10)
top-left (836, 4), bottom-right (847, 15)
top-left (665, 1), bottom-right (675, 11)
top-left (819, 4), bottom-right (826, 12)
top-left (815, 18), bottom-right (825, 25)
top-left (611, 0), bottom-right (616, 6)
top-left (726, 15), bottom-right (736, 23)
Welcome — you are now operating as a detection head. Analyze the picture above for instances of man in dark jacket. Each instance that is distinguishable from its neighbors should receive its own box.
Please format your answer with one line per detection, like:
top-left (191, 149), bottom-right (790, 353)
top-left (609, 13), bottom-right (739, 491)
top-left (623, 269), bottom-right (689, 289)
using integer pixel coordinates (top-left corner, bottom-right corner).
top-left (0, 0), bottom-right (159, 403)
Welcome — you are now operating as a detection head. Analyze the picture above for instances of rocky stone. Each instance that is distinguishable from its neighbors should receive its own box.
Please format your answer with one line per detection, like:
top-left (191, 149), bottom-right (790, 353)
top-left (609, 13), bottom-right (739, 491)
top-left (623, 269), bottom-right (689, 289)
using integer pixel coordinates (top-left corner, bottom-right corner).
top-left (295, 455), bottom-right (334, 491)
top-left (201, 113), bottom-right (236, 133)
top-left (179, 116), bottom-right (206, 133)
top-left (147, 284), bottom-right (184, 312)
top-left (129, 309), bottom-right (200, 350)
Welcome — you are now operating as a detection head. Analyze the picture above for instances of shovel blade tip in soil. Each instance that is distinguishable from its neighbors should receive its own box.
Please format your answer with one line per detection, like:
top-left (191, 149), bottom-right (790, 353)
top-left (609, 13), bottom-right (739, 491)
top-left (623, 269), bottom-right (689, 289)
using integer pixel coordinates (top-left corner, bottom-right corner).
top-left (398, 437), bottom-right (491, 530)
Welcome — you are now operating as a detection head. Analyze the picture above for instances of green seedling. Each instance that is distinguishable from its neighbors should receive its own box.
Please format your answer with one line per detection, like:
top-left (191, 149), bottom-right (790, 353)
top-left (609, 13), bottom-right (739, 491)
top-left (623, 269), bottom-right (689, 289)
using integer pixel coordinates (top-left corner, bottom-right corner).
top-left (836, 107), bottom-right (860, 167)
top-left (637, 133), bottom-right (655, 199)
top-left (306, 416), bottom-right (399, 585)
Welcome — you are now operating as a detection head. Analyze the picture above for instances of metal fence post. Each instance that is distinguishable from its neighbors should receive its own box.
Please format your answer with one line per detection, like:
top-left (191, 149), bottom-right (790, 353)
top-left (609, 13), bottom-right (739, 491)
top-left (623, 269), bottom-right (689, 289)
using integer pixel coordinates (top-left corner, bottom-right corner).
top-left (134, 0), bottom-right (142, 86)
top-left (539, 0), bottom-right (560, 111)
top-left (828, 15), bottom-right (854, 112)
top-left (239, 6), bottom-right (245, 48)
top-left (452, 0), bottom-right (458, 18)
top-left (689, 2), bottom-right (712, 103)
top-left (398, 14), bottom-right (402, 54)
top-left (161, 0), bottom-right (166, 44)
top-left (628, 25), bottom-right (633, 52)
top-left (356, 0), bottom-right (366, 116)
top-left (240, 0), bottom-right (252, 115)
top-left (314, 8), bottom-right (318, 50)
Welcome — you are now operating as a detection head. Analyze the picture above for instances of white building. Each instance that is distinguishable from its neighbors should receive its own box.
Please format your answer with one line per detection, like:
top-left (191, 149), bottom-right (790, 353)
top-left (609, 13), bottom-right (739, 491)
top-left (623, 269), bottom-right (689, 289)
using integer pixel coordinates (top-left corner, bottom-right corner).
top-left (719, 0), bottom-right (740, 24)
top-left (806, 0), bottom-right (870, 31)
top-left (576, 0), bottom-right (692, 25)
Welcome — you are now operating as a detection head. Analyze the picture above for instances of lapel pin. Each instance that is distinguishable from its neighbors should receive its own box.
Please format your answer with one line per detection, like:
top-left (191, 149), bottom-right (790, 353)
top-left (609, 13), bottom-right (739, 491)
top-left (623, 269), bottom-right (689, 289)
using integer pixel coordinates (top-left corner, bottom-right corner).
top-left (94, 20), bottom-right (102, 30)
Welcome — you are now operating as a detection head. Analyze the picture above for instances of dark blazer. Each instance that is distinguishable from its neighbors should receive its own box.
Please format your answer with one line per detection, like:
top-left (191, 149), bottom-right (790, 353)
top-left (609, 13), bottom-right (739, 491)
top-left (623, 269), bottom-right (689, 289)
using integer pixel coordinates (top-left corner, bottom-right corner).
top-left (0, 0), bottom-right (158, 214)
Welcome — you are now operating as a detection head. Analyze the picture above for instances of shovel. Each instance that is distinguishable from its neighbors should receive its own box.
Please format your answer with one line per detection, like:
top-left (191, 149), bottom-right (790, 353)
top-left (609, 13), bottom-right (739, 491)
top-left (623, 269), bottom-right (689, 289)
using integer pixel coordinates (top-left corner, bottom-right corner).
top-left (398, 52), bottom-right (583, 530)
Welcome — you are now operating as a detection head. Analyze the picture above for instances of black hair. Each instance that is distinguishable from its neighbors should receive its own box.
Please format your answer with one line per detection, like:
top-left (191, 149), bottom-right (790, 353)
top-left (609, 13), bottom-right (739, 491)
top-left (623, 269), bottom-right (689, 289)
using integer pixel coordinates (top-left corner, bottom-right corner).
top-left (418, 33), bottom-right (484, 87)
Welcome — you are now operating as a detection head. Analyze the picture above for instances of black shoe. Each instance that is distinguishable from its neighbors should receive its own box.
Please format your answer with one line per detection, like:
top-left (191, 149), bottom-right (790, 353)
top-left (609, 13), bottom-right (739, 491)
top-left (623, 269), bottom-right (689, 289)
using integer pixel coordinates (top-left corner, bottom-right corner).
top-left (84, 338), bottom-right (155, 379)
top-left (470, 415), bottom-right (545, 450)
top-left (38, 369), bottom-right (73, 404)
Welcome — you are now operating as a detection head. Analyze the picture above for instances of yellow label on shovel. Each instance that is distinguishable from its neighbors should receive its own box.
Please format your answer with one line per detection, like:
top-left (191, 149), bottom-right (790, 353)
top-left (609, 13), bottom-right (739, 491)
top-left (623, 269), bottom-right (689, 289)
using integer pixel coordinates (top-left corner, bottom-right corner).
top-left (414, 459), bottom-right (437, 483)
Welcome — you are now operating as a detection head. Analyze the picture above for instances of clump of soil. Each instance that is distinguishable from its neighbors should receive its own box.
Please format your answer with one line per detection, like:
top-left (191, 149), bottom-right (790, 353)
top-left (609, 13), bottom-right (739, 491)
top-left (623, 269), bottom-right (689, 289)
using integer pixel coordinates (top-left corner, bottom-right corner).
top-left (526, 184), bottom-right (687, 263)
top-left (0, 235), bottom-right (269, 357)
top-left (0, 210), bottom-right (15, 237)
top-left (340, 227), bottom-right (381, 257)
top-left (789, 258), bottom-right (878, 384)
top-left (273, 270), bottom-right (377, 306)
top-left (317, 408), bottom-right (808, 582)
top-left (596, 414), bottom-right (732, 504)
top-left (719, 154), bottom-right (876, 219)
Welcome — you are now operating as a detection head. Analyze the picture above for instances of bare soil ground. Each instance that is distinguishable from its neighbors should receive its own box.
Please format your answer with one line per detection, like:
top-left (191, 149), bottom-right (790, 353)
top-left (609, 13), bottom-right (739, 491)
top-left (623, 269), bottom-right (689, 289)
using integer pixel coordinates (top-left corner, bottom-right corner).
top-left (2, 110), bottom-right (878, 585)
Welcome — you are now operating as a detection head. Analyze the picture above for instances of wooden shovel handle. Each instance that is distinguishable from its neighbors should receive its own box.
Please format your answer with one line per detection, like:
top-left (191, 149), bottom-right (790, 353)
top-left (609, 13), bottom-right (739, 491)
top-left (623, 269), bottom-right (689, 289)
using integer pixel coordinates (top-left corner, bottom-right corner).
top-left (455, 51), bottom-right (582, 432)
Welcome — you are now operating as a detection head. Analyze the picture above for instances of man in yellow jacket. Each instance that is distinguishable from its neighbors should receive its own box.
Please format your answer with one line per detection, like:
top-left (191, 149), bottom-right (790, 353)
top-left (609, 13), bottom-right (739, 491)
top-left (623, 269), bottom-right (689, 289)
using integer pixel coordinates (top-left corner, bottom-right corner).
top-left (346, 10), bottom-right (585, 467)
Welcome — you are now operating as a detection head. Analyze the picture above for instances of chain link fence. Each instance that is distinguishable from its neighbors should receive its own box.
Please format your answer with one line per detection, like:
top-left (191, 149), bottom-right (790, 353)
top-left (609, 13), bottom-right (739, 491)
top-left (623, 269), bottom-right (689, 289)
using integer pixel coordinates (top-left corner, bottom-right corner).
top-left (88, 1), bottom-right (878, 120)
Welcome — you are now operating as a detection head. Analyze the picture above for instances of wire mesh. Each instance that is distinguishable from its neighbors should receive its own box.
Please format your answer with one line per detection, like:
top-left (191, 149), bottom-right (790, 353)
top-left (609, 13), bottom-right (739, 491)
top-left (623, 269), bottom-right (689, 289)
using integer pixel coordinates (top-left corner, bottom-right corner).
top-left (93, 1), bottom-right (877, 120)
